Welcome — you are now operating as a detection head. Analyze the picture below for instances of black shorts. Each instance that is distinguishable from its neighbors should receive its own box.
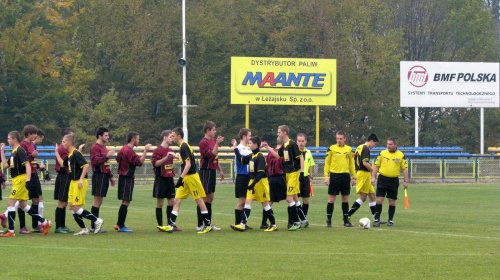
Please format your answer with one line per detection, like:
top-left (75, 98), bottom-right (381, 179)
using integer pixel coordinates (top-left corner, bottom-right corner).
top-left (27, 172), bottom-right (42, 199)
top-left (199, 169), bottom-right (216, 194)
top-left (235, 174), bottom-right (250, 198)
top-left (54, 172), bottom-right (70, 202)
top-left (376, 175), bottom-right (400, 200)
top-left (92, 172), bottom-right (111, 197)
top-left (328, 173), bottom-right (351, 196)
top-left (153, 176), bottom-right (176, 199)
top-left (0, 177), bottom-right (3, 200)
top-left (118, 175), bottom-right (135, 201)
top-left (299, 176), bottom-right (311, 198)
top-left (269, 175), bottom-right (287, 202)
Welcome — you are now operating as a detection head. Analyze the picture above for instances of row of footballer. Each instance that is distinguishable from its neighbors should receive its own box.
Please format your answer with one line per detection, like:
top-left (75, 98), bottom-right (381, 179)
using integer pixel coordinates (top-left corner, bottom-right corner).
top-left (0, 122), bottom-right (409, 236)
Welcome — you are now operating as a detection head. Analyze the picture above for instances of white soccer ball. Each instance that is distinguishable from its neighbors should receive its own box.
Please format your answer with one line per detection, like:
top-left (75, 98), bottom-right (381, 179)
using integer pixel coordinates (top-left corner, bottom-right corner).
top-left (359, 217), bottom-right (371, 229)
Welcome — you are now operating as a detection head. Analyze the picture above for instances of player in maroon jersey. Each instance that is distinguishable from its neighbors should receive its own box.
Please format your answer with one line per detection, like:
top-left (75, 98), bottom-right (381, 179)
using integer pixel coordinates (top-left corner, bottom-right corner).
top-left (89, 126), bottom-right (116, 233)
top-left (114, 131), bottom-right (151, 232)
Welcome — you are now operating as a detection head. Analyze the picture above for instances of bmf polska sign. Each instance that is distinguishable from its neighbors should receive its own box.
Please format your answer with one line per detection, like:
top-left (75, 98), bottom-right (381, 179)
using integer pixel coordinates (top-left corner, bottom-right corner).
top-left (400, 61), bottom-right (499, 108)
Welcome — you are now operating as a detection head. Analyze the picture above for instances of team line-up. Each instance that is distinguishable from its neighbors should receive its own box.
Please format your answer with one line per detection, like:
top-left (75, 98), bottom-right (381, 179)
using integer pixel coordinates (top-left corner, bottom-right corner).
top-left (0, 122), bottom-right (409, 236)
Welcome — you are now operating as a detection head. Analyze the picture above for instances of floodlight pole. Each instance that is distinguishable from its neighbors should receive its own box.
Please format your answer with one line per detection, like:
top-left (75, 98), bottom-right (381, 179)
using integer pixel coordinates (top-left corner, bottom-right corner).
top-left (480, 107), bottom-right (484, 154)
top-left (415, 107), bottom-right (419, 148)
top-left (181, 0), bottom-right (188, 141)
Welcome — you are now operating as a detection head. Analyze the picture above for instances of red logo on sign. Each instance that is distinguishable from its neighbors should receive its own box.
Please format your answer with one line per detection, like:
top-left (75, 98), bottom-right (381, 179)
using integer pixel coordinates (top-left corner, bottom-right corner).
top-left (408, 66), bottom-right (428, 87)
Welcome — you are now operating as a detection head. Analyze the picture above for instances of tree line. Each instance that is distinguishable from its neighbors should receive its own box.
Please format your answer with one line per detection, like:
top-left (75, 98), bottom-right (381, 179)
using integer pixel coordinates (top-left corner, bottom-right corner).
top-left (0, 0), bottom-right (499, 153)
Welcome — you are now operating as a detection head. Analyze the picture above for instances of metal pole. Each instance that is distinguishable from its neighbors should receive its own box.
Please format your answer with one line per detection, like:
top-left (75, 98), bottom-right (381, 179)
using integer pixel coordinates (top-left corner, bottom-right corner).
top-left (245, 104), bottom-right (249, 128)
top-left (415, 107), bottom-right (419, 148)
top-left (182, 0), bottom-right (188, 142)
top-left (316, 106), bottom-right (320, 147)
top-left (480, 107), bottom-right (484, 154)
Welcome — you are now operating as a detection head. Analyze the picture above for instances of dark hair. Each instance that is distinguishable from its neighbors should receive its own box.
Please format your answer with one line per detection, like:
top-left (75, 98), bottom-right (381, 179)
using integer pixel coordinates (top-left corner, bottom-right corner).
top-left (61, 127), bottom-right (74, 137)
top-left (37, 129), bottom-right (45, 138)
top-left (161, 130), bottom-right (172, 138)
top-left (203, 121), bottom-right (216, 133)
top-left (238, 128), bottom-right (251, 139)
top-left (126, 131), bottom-right (139, 143)
top-left (96, 126), bottom-right (109, 138)
top-left (23, 125), bottom-right (38, 138)
top-left (172, 127), bottom-right (184, 139)
top-left (387, 136), bottom-right (398, 145)
top-left (367, 133), bottom-right (379, 142)
top-left (249, 136), bottom-right (261, 147)
top-left (8, 131), bottom-right (21, 142)
top-left (64, 134), bottom-right (75, 145)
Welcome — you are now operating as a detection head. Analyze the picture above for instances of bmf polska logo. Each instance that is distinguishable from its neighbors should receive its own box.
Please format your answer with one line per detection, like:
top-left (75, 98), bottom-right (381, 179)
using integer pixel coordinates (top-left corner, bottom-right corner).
top-left (408, 65), bottom-right (428, 87)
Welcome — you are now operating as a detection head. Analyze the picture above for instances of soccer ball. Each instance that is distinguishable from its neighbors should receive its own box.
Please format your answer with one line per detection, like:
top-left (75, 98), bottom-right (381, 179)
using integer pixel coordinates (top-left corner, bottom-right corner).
top-left (359, 217), bottom-right (371, 229)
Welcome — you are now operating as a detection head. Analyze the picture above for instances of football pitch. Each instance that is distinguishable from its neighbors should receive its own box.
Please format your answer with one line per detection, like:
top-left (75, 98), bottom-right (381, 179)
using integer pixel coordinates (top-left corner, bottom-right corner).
top-left (1, 183), bottom-right (499, 279)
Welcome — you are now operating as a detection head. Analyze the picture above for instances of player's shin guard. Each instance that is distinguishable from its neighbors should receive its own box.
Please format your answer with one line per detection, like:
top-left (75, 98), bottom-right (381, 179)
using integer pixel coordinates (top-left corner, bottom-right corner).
top-left (235, 209), bottom-right (243, 224)
top-left (243, 205), bottom-right (251, 225)
top-left (166, 205), bottom-right (173, 223)
top-left (196, 206), bottom-right (203, 227)
top-left (348, 199), bottom-right (363, 217)
top-left (169, 211), bottom-right (178, 226)
top-left (78, 208), bottom-right (97, 222)
top-left (25, 205), bottom-right (45, 224)
top-left (201, 211), bottom-right (211, 226)
top-left (91, 206), bottom-right (99, 229)
top-left (296, 202), bottom-right (306, 221)
top-left (38, 201), bottom-right (44, 217)
top-left (117, 204), bottom-right (128, 228)
top-left (327, 202), bottom-right (334, 221)
top-left (342, 202), bottom-right (349, 222)
top-left (62, 207), bottom-right (67, 227)
top-left (369, 202), bottom-right (376, 217)
top-left (375, 204), bottom-right (382, 221)
top-left (31, 205), bottom-right (39, 229)
top-left (55, 207), bottom-right (64, 228)
top-left (289, 203), bottom-right (299, 224)
top-left (264, 206), bottom-right (275, 226)
top-left (206, 202), bottom-right (212, 221)
top-left (156, 208), bottom-right (163, 226)
top-left (261, 209), bottom-right (268, 225)
top-left (18, 208), bottom-right (26, 228)
top-left (7, 208), bottom-right (15, 232)
top-left (302, 203), bottom-right (309, 216)
top-left (388, 205), bottom-right (396, 221)
top-left (72, 211), bottom-right (86, 229)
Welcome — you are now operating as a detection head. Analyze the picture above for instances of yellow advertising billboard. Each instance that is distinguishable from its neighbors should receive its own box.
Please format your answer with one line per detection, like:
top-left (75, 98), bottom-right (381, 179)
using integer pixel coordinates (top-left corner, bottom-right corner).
top-left (231, 57), bottom-right (337, 105)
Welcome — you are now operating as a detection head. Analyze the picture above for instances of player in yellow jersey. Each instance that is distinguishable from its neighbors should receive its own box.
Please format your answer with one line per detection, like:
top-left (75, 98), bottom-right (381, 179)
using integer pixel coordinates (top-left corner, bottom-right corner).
top-left (347, 133), bottom-right (379, 221)
top-left (296, 133), bottom-right (314, 228)
top-left (324, 131), bottom-right (356, 227)
top-left (371, 137), bottom-right (409, 227)
top-left (263, 125), bottom-right (305, 231)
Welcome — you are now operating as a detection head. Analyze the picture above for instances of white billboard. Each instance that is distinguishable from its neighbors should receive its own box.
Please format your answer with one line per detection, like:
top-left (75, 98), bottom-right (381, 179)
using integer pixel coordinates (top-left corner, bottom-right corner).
top-left (400, 61), bottom-right (499, 107)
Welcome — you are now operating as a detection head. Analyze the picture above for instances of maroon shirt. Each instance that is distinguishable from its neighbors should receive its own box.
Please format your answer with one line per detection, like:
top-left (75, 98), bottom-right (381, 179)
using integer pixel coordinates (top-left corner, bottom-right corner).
top-left (90, 143), bottom-right (113, 176)
top-left (55, 143), bottom-right (70, 174)
top-left (0, 168), bottom-right (5, 183)
top-left (199, 137), bottom-right (218, 170)
top-left (267, 148), bottom-right (284, 177)
top-left (20, 140), bottom-right (37, 174)
top-left (116, 145), bottom-right (143, 178)
top-left (151, 146), bottom-right (175, 178)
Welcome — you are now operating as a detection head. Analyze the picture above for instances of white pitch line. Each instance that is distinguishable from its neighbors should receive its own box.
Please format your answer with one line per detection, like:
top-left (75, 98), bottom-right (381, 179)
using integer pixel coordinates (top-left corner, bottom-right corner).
top-left (24, 204), bottom-right (499, 240)
top-left (0, 244), bottom-right (496, 257)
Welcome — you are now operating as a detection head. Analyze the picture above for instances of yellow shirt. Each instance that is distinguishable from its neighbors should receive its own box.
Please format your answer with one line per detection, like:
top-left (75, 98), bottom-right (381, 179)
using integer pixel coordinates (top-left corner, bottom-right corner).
top-left (374, 149), bottom-right (408, 178)
top-left (324, 144), bottom-right (356, 177)
top-left (300, 149), bottom-right (315, 177)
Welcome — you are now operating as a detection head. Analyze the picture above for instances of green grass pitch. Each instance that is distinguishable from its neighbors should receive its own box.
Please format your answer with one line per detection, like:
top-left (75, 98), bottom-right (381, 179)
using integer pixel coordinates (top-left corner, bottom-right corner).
top-left (1, 183), bottom-right (498, 279)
